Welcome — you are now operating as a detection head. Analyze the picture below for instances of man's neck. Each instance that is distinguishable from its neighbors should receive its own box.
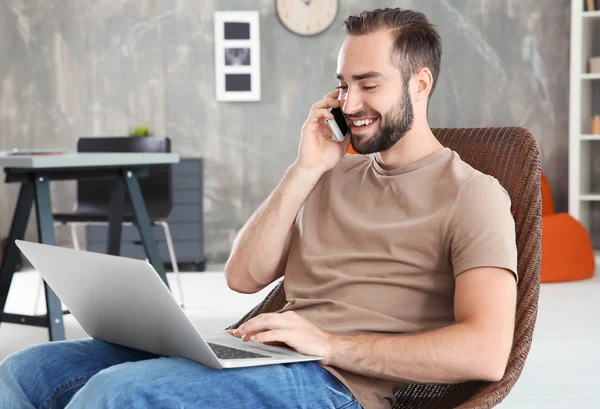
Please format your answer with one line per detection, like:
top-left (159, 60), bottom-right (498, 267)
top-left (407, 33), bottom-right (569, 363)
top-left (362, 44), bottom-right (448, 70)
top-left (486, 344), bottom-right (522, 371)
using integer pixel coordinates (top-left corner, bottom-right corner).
top-left (375, 122), bottom-right (444, 171)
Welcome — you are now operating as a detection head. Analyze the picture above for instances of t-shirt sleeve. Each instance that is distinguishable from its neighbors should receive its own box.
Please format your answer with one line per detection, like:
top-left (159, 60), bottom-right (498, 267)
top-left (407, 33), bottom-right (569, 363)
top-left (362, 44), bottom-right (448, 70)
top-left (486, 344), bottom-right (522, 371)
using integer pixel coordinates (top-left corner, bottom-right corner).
top-left (446, 175), bottom-right (518, 281)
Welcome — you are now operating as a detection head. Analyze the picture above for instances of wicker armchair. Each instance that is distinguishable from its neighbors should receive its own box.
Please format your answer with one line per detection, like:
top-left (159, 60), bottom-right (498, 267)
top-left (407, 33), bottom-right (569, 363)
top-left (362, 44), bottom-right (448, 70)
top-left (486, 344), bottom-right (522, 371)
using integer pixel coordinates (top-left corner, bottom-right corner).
top-left (228, 127), bottom-right (542, 409)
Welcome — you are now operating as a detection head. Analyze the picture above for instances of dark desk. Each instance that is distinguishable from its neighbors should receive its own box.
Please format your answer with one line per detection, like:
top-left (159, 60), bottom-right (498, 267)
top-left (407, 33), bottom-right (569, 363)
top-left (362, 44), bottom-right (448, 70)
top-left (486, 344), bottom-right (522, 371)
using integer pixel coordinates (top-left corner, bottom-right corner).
top-left (0, 152), bottom-right (180, 341)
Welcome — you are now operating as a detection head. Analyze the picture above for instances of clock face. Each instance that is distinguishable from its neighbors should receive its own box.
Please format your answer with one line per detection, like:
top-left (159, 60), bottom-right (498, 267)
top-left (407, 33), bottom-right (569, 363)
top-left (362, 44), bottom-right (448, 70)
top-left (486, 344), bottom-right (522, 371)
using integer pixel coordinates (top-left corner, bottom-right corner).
top-left (276, 0), bottom-right (339, 36)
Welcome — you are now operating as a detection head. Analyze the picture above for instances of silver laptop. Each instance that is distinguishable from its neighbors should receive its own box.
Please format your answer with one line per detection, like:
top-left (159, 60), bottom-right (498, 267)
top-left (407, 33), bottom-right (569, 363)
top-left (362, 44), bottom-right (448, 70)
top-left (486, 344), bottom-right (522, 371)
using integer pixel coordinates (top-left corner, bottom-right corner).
top-left (15, 240), bottom-right (322, 369)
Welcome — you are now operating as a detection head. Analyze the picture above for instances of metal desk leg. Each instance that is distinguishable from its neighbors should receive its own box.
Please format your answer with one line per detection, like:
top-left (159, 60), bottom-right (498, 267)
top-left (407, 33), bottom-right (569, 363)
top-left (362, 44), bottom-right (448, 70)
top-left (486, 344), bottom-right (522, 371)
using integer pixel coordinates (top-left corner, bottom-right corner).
top-left (33, 176), bottom-right (66, 341)
top-left (107, 178), bottom-right (125, 256)
top-left (0, 183), bottom-right (34, 323)
top-left (122, 171), bottom-right (170, 289)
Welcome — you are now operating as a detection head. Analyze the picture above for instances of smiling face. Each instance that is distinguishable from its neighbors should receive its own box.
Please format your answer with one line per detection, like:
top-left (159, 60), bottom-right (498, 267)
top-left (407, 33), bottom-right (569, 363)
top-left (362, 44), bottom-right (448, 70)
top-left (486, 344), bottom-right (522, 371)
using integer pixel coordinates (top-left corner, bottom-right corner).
top-left (336, 30), bottom-right (414, 154)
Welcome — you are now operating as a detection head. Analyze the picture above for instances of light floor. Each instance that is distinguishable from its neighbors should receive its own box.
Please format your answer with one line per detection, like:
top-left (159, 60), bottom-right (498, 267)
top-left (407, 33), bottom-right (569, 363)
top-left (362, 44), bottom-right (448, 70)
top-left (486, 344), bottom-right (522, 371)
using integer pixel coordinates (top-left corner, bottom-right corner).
top-left (1, 267), bottom-right (598, 409)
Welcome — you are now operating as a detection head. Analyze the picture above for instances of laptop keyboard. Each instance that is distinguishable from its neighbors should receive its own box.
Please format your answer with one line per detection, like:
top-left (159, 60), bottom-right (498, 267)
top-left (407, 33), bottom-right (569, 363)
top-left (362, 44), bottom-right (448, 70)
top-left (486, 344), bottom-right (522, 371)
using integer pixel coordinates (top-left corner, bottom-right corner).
top-left (207, 342), bottom-right (271, 360)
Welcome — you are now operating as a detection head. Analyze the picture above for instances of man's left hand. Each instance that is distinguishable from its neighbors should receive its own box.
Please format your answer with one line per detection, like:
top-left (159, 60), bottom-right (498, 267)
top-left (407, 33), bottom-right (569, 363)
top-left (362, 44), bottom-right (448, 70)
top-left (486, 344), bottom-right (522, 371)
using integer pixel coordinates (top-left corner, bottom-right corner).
top-left (232, 311), bottom-right (333, 365)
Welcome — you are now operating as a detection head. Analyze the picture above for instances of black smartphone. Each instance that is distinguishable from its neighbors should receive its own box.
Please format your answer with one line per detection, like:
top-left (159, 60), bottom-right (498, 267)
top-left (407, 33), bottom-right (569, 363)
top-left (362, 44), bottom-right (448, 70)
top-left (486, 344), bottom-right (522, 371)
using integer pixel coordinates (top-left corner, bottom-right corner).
top-left (325, 107), bottom-right (349, 142)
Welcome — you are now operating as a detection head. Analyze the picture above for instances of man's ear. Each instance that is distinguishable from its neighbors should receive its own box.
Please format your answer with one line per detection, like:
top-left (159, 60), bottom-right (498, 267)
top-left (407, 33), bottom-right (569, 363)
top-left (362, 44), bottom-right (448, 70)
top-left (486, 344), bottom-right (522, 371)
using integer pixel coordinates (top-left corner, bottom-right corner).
top-left (414, 67), bottom-right (433, 102)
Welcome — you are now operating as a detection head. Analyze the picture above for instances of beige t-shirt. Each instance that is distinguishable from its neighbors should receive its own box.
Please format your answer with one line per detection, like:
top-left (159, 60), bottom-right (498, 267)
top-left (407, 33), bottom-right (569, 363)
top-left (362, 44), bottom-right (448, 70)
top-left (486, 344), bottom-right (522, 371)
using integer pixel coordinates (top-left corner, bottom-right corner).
top-left (277, 147), bottom-right (518, 409)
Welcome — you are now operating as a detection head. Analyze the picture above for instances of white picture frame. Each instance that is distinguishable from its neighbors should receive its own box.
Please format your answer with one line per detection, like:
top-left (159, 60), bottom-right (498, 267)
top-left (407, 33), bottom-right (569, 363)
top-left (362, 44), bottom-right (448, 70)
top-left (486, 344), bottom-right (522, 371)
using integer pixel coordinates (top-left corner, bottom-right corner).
top-left (214, 11), bottom-right (261, 102)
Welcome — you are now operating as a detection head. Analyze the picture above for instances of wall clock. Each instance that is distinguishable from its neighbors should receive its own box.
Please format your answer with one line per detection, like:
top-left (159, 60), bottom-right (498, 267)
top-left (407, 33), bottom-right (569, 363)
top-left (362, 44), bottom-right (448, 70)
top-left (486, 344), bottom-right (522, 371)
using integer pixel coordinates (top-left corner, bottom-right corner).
top-left (275, 0), bottom-right (339, 36)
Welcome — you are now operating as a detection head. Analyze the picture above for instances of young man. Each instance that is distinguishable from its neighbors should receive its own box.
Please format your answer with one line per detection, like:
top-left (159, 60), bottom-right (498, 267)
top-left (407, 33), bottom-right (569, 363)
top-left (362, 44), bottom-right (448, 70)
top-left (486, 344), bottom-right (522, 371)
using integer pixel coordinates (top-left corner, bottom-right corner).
top-left (0, 8), bottom-right (517, 409)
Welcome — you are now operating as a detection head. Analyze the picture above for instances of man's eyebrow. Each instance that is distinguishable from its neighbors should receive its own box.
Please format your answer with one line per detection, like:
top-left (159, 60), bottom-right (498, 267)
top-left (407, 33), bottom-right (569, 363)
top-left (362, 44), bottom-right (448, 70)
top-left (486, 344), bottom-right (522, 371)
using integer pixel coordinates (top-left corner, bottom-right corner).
top-left (336, 72), bottom-right (386, 81)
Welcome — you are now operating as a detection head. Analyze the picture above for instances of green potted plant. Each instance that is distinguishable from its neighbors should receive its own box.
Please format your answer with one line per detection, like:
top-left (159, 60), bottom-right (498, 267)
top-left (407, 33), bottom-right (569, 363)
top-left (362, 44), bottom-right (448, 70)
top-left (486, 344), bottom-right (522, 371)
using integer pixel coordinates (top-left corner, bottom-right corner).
top-left (128, 125), bottom-right (154, 137)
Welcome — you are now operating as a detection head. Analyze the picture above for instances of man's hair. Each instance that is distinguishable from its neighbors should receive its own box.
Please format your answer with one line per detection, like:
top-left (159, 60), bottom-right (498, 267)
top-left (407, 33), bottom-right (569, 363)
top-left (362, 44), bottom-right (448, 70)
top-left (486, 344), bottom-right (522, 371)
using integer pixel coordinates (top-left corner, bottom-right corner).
top-left (343, 8), bottom-right (442, 99)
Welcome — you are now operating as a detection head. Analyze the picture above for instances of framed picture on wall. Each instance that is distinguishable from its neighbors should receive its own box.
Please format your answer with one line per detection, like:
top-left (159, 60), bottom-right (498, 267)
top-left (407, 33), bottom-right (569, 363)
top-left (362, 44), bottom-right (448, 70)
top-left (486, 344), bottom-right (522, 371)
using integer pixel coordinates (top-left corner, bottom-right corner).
top-left (214, 11), bottom-right (261, 102)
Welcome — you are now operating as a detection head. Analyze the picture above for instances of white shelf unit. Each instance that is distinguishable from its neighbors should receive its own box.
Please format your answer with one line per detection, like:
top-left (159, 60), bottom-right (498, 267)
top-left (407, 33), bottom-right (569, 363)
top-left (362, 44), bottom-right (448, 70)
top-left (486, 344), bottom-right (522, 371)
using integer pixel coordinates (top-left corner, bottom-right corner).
top-left (569, 1), bottom-right (600, 241)
top-left (582, 10), bottom-right (600, 19)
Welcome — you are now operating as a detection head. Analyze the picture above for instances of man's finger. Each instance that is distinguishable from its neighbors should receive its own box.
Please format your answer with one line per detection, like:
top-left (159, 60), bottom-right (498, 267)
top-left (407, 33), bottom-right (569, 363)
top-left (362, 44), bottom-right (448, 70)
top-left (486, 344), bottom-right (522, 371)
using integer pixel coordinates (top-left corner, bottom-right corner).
top-left (236, 313), bottom-right (292, 336)
top-left (306, 108), bottom-right (335, 124)
top-left (240, 324), bottom-right (287, 342)
top-left (312, 96), bottom-right (341, 111)
top-left (324, 88), bottom-right (341, 100)
top-left (237, 313), bottom-right (277, 329)
top-left (251, 329), bottom-right (292, 345)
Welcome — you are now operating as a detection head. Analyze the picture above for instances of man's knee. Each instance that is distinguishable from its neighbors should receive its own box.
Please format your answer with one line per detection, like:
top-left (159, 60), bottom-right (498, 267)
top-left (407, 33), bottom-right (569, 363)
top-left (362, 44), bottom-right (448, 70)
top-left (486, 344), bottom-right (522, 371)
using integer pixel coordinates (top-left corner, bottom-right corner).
top-left (68, 362), bottom-right (150, 408)
top-left (0, 342), bottom-right (64, 407)
top-left (0, 343), bottom-right (53, 382)
top-left (1, 340), bottom-right (96, 397)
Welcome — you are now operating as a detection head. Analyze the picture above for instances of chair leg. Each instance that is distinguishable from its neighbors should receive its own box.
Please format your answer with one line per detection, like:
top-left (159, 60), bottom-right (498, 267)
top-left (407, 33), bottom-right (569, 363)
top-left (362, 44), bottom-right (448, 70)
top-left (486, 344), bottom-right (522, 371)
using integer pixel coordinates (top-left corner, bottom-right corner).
top-left (157, 221), bottom-right (184, 308)
top-left (33, 274), bottom-right (44, 315)
top-left (70, 223), bottom-right (81, 250)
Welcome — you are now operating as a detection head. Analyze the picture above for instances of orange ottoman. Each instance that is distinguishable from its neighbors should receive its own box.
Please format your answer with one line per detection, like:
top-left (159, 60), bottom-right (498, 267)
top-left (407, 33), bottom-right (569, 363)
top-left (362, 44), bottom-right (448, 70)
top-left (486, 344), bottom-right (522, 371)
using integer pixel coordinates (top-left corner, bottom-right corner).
top-left (541, 212), bottom-right (595, 282)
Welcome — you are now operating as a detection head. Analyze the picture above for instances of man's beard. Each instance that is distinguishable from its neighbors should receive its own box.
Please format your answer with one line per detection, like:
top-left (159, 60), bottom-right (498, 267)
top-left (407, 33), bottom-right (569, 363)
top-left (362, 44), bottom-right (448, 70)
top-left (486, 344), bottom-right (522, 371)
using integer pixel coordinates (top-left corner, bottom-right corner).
top-left (349, 83), bottom-right (414, 155)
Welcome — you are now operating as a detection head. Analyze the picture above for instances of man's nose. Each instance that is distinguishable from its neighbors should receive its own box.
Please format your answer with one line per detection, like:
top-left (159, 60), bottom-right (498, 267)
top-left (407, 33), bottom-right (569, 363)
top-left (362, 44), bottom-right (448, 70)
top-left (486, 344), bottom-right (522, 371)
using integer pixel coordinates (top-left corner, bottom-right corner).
top-left (342, 89), bottom-right (362, 115)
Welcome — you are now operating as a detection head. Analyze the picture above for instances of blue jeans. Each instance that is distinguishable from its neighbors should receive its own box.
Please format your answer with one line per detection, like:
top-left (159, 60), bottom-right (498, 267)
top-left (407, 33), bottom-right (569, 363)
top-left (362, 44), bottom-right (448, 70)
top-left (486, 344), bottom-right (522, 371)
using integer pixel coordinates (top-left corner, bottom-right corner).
top-left (0, 338), bottom-right (361, 409)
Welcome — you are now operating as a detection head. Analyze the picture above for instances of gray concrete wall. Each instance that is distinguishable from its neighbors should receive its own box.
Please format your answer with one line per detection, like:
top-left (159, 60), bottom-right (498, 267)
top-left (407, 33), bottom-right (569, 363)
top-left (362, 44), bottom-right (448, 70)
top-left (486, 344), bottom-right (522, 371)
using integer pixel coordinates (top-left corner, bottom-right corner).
top-left (0, 0), bottom-right (570, 262)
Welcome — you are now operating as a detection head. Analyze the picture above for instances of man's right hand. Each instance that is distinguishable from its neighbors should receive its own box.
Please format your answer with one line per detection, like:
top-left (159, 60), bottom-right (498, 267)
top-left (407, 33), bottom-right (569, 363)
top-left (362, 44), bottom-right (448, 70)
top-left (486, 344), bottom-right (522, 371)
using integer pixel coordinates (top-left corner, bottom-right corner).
top-left (294, 89), bottom-right (352, 175)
